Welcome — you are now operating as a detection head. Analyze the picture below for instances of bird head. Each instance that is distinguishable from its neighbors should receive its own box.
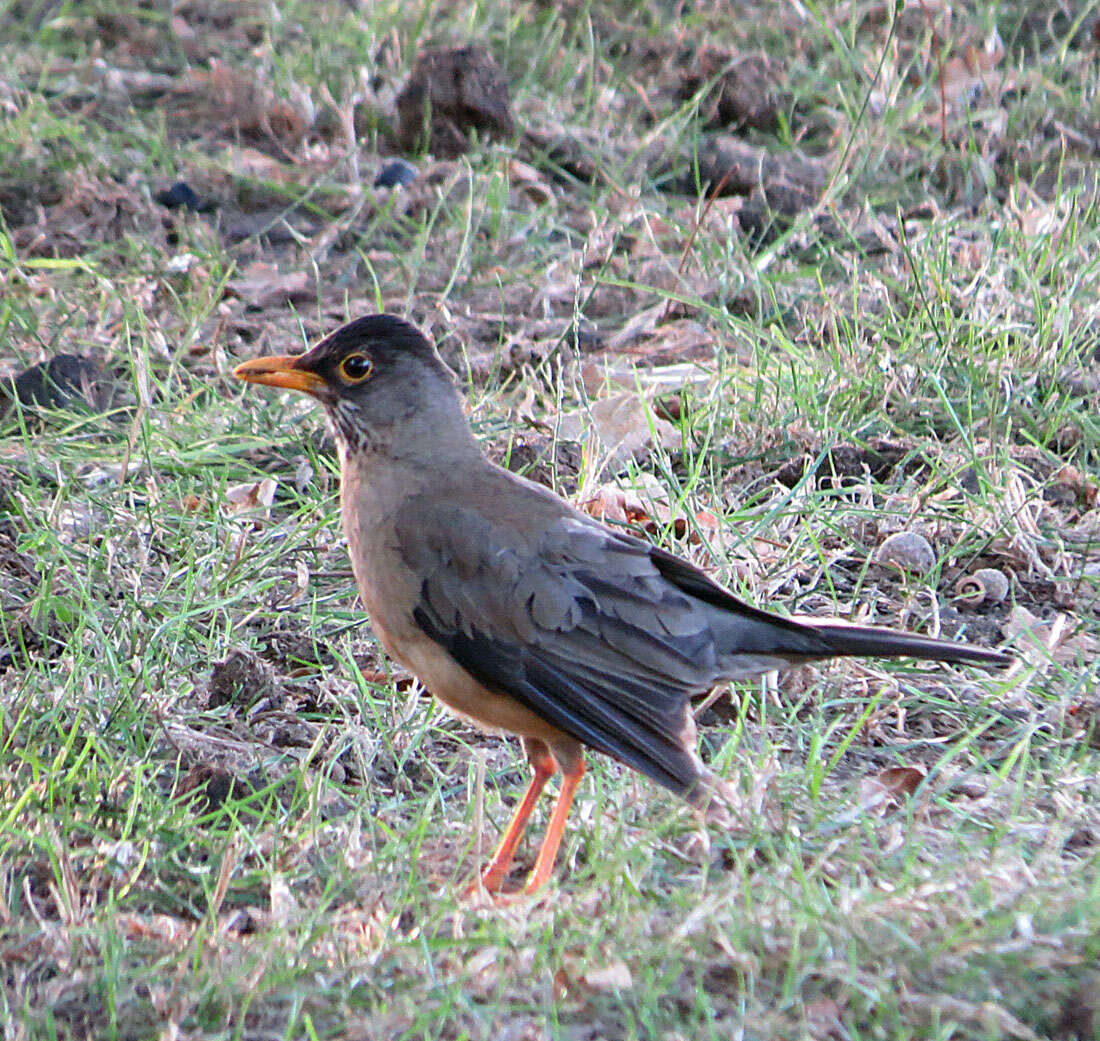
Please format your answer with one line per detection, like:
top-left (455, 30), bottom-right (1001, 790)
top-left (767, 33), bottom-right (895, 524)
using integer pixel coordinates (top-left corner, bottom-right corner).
top-left (234, 314), bottom-right (468, 455)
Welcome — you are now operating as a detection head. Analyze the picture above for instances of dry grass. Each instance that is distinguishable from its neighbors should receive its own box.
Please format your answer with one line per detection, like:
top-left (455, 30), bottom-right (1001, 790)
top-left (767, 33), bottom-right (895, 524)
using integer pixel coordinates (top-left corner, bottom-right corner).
top-left (1, 1), bottom-right (1098, 1038)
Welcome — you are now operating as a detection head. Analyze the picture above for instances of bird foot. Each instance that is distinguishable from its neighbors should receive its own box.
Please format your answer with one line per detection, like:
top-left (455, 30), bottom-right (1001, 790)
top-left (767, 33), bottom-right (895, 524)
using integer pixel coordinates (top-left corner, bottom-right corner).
top-left (692, 772), bottom-right (743, 829)
top-left (678, 825), bottom-right (712, 864)
top-left (460, 875), bottom-right (536, 906)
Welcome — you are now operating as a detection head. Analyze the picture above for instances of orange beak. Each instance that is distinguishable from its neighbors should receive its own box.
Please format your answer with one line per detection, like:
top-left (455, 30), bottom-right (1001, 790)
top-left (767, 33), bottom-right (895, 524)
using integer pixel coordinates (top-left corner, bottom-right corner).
top-left (233, 356), bottom-right (329, 399)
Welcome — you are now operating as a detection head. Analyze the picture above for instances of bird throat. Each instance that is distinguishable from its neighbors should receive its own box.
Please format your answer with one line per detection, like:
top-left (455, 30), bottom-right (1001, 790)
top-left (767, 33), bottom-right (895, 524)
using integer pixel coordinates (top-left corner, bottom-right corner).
top-left (328, 399), bottom-right (374, 457)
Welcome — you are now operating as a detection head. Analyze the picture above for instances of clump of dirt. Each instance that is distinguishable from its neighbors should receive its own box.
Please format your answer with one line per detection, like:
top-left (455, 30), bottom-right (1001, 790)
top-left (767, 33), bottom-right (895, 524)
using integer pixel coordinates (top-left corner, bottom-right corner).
top-left (207, 648), bottom-right (281, 710)
top-left (678, 48), bottom-right (786, 132)
top-left (0, 355), bottom-right (102, 418)
top-left (11, 174), bottom-right (171, 260)
top-left (0, 169), bottom-right (64, 229)
top-left (774, 439), bottom-right (925, 489)
top-left (260, 626), bottom-right (336, 674)
top-left (396, 45), bottom-right (515, 157)
top-left (175, 762), bottom-right (242, 814)
top-left (490, 433), bottom-right (582, 495)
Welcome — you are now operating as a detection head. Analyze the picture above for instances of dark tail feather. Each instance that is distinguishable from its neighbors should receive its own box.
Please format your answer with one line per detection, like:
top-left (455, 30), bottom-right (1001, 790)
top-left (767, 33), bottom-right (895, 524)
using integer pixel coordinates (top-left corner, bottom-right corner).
top-left (804, 619), bottom-right (1011, 667)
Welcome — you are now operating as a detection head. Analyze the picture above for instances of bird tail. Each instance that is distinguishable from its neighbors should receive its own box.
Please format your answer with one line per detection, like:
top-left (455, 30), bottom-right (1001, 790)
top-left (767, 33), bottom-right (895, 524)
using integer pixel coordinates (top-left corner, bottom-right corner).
top-left (797, 617), bottom-right (1011, 667)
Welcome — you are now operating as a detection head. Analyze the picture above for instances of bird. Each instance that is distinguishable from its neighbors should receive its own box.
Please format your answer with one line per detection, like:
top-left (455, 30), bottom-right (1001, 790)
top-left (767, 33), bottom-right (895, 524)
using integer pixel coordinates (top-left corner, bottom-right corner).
top-left (234, 314), bottom-right (1011, 895)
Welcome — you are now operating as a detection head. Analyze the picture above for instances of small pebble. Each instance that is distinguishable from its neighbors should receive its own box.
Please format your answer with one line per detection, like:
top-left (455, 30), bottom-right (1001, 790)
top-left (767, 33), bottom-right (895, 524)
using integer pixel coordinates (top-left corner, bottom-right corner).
top-left (562, 322), bottom-right (603, 352)
top-left (373, 159), bottom-right (418, 189)
top-left (876, 530), bottom-right (936, 574)
top-left (954, 567), bottom-right (1010, 605)
top-left (972, 568), bottom-right (1010, 603)
top-left (155, 181), bottom-right (205, 211)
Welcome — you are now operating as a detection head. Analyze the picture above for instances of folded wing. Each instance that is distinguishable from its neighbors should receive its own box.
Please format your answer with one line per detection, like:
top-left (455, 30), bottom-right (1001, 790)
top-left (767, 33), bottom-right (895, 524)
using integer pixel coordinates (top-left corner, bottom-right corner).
top-left (402, 507), bottom-right (716, 795)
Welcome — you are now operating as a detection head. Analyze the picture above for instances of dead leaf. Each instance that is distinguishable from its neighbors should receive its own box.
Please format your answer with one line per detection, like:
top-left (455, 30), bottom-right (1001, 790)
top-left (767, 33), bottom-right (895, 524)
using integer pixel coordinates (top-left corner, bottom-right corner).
top-left (552, 967), bottom-right (570, 1001)
top-left (1057, 630), bottom-right (1099, 665)
top-left (218, 145), bottom-right (298, 183)
top-left (904, 992), bottom-right (1041, 1040)
top-left (227, 262), bottom-right (312, 309)
top-left (224, 477), bottom-right (277, 517)
top-left (999, 605), bottom-right (1098, 665)
top-left (115, 913), bottom-right (194, 946)
top-left (1052, 464), bottom-right (1098, 508)
top-left (578, 959), bottom-right (633, 992)
top-left (508, 159), bottom-right (555, 206)
top-left (269, 874), bottom-right (297, 927)
top-left (939, 31), bottom-right (1011, 113)
top-left (556, 392), bottom-right (679, 467)
top-left (579, 473), bottom-right (718, 543)
top-left (55, 503), bottom-right (99, 542)
top-left (804, 996), bottom-right (846, 1038)
top-left (579, 484), bottom-right (649, 525)
top-left (604, 304), bottom-right (665, 352)
top-left (579, 359), bottom-right (710, 399)
top-left (859, 765), bottom-right (926, 813)
top-left (615, 319), bottom-right (712, 363)
top-left (1014, 200), bottom-right (1063, 239)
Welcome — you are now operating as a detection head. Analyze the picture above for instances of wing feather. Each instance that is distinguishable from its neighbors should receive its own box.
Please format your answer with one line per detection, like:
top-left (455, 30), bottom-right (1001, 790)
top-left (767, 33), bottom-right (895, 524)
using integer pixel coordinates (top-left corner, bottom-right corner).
top-left (400, 503), bottom-right (714, 794)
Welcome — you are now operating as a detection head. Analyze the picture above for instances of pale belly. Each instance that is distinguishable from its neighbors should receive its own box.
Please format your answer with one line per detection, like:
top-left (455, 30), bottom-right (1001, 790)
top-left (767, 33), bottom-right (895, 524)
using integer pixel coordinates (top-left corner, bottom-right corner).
top-left (391, 629), bottom-right (570, 745)
top-left (338, 469), bottom-right (571, 747)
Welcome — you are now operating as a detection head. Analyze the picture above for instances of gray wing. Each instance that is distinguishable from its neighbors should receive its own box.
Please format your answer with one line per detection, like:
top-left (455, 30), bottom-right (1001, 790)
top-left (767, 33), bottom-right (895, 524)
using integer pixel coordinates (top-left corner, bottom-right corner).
top-left (399, 503), bottom-right (720, 795)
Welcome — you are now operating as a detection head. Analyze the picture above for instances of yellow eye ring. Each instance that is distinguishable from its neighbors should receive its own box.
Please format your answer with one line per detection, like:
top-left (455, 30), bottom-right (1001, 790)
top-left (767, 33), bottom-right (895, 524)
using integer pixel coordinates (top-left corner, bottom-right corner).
top-left (340, 353), bottom-right (374, 383)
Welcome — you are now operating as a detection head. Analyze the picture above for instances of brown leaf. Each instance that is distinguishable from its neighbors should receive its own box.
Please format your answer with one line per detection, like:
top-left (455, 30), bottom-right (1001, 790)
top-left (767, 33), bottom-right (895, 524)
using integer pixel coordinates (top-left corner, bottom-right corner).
top-left (579, 484), bottom-right (649, 525)
top-left (578, 959), bottom-right (633, 993)
top-left (115, 912), bottom-right (194, 946)
top-left (617, 319), bottom-right (712, 364)
top-left (1052, 464), bottom-right (1098, 508)
top-left (1001, 606), bottom-right (1097, 665)
top-left (604, 304), bottom-right (665, 352)
top-left (859, 765), bottom-right (926, 813)
top-left (552, 967), bottom-right (571, 1001)
top-left (556, 392), bottom-right (679, 465)
top-left (218, 144), bottom-right (298, 183)
top-left (691, 508), bottom-right (720, 538)
top-left (804, 996), bottom-right (846, 1038)
top-left (578, 474), bottom-right (717, 543)
top-left (508, 159), bottom-right (554, 205)
top-left (224, 477), bottom-right (277, 517)
top-left (939, 31), bottom-right (1010, 112)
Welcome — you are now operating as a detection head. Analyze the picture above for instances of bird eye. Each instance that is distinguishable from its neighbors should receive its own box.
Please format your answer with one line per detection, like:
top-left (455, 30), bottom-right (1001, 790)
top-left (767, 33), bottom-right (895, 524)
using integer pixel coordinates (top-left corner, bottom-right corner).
top-left (339, 353), bottom-right (374, 383)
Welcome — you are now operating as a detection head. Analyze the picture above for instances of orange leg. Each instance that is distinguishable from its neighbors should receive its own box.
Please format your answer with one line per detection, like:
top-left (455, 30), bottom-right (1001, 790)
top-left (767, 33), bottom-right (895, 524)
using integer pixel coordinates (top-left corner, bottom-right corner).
top-left (476, 745), bottom-right (556, 893)
top-left (525, 754), bottom-right (586, 893)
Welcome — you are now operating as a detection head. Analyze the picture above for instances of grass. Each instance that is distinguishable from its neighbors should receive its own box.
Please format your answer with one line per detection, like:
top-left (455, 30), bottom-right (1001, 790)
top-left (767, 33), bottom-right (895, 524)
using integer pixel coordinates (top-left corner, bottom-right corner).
top-left (1, 0), bottom-right (1099, 1037)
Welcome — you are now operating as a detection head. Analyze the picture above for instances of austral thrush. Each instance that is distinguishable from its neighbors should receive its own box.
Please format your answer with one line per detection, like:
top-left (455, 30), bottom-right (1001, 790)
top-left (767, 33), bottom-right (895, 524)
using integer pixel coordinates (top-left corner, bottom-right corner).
top-left (235, 315), bottom-right (1009, 894)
